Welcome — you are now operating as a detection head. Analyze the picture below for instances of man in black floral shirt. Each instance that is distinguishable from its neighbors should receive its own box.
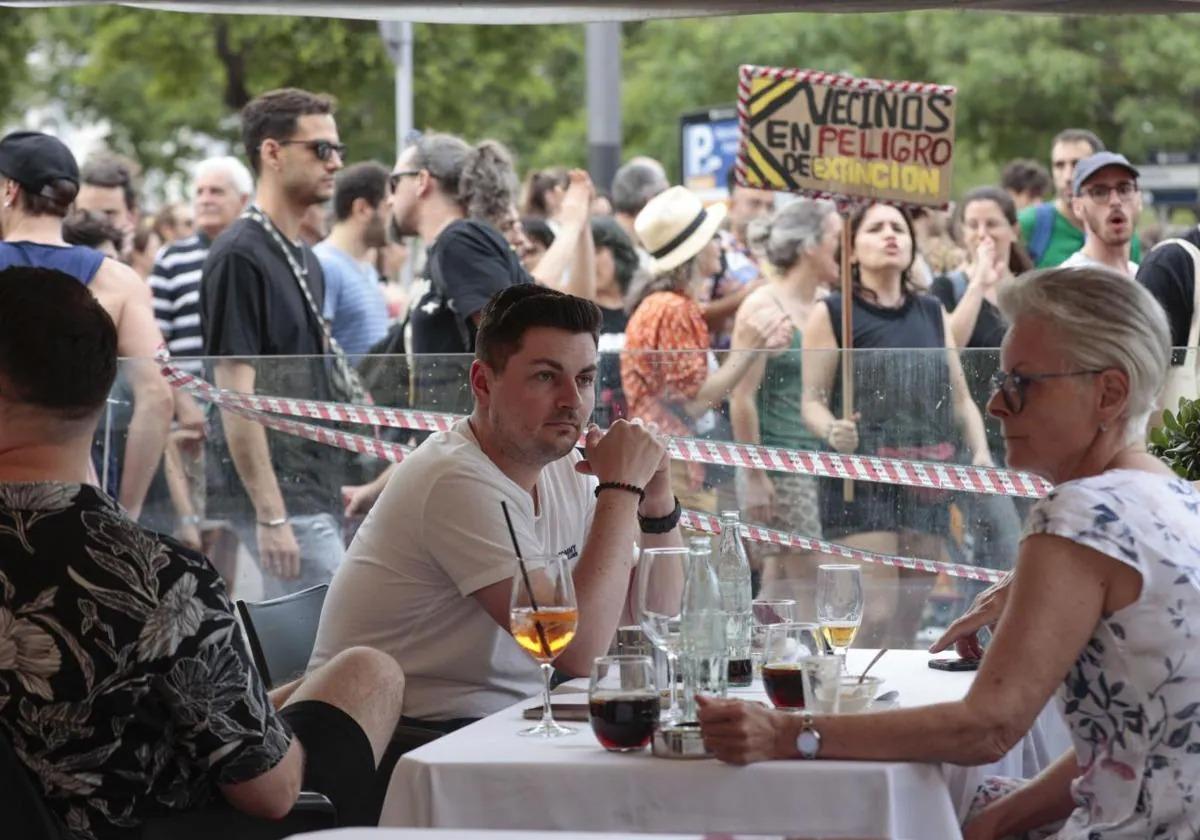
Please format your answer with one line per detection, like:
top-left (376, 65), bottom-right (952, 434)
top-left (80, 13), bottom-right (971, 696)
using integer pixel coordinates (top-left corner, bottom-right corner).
top-left (0, 266), bottom-right (405, 838)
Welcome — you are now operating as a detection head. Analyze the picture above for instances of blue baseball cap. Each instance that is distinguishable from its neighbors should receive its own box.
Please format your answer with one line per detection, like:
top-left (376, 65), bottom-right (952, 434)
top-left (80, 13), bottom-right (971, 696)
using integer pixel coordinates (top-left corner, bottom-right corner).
top-left (1072, 151), bottom-right (1139, 195)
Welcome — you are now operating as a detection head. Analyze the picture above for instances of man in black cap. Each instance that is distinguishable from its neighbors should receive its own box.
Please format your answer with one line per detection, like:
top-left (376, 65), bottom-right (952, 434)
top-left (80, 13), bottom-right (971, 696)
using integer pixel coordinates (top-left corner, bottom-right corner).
top-left (0, 130), bottom-right (172, 522)
top-left (1060, 151), bottom-right (1142, 277)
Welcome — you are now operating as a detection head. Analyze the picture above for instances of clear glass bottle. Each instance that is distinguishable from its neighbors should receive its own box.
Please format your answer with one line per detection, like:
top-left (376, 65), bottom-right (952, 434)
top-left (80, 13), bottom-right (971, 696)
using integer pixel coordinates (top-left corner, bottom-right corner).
top-left (717, 511), bottom-right (754, 686)
top-left (679, 536), bottom-right (727, 721)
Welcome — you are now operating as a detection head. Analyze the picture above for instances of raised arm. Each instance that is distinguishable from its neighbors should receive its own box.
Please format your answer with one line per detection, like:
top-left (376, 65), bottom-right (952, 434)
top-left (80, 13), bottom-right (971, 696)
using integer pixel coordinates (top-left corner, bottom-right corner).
top-left (943, 308), bottom-right (992, 466)
top-left (729, 292), bottom-right (774, 520)
top-left (800, 301), bottom-right (858, 453)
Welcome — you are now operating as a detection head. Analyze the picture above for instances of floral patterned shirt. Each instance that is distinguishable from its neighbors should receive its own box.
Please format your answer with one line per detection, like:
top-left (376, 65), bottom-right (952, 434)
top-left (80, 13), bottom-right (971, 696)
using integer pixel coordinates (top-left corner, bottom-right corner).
top-left (621, 290), bottom-right (709, 489)
top-left (0, 482), bottom-right (291, 839)
top-left (1024, 470), bottom-right (1200, 839)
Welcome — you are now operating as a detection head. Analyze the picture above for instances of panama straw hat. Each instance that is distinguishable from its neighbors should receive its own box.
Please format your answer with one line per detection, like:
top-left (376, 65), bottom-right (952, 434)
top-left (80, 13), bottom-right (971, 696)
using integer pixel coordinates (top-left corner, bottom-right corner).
top-left (635, 185), bottom-right (727, 276)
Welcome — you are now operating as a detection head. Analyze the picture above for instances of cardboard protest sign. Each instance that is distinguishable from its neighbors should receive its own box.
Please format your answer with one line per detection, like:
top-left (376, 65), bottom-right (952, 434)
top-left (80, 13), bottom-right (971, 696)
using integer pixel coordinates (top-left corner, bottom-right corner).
top-left (736, 66), bottom-right (957, 208)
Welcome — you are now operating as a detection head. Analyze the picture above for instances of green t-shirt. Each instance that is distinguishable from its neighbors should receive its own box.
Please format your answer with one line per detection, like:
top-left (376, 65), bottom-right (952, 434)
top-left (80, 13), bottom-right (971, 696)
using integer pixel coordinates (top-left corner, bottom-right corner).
top-left (1017, 203), bottom-right (1142, 268)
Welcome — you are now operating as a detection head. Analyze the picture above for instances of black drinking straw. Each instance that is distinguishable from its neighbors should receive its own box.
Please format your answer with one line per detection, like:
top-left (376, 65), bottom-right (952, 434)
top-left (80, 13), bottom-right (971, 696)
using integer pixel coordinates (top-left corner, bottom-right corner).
top-left (500, 501), bottom-right (553, 659)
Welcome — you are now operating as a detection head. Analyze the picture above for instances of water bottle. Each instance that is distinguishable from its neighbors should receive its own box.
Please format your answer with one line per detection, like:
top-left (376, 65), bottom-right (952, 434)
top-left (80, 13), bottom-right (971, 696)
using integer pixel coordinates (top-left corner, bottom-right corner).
top-left (679, 536), bottom-right (727, 721)
top-left (717, 511), bottom-right (754, 686)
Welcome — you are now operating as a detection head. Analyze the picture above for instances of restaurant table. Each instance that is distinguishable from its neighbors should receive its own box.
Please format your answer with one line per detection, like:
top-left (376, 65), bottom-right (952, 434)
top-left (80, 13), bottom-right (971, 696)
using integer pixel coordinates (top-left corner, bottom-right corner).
top-left (381, 649), bottom-right (1072, 839)
top-left (297, 832), bottom-right (716, 840)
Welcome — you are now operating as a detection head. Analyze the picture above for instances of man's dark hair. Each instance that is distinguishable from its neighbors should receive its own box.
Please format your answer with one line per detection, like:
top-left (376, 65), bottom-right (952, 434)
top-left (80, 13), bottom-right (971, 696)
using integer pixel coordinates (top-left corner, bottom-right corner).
top-left (591, 216), bottom-right (639, 295)
top-left (0, 266), bottom-right (117, 420)
top-left (522, 217), bottom-right (555, 250)
top-left (81, 153), bottom-right (139, 212)
top-left (999, 158), bottom-right (1052, 198)
top-left (332, 161), bottom-right (390, 222)
top-left (63, 210), bottom-right (123, 253)
top-left (475, 285), bottom-right (601, 372)
top-left (13, 178), bottom-right (78, 218)
top-left (1052, 129), bottom-right (1104, 155)
top-left (241, 87), bottom-right (337, 174)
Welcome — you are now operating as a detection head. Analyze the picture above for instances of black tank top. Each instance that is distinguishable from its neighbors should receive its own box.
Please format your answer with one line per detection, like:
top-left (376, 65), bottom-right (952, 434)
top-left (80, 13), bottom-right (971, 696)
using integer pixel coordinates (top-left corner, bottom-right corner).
top-left (826, 291), bottom-right (956, 452)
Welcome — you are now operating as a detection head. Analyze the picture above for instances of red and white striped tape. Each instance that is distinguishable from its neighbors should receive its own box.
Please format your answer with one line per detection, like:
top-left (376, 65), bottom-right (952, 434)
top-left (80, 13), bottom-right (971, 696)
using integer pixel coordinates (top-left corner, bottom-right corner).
top-left (159, 357), bottom-right (1050, 499)
top-left (682, 511), bottom-right (1004, 584)
top-left (160, 357), bottom-right (1004, 583)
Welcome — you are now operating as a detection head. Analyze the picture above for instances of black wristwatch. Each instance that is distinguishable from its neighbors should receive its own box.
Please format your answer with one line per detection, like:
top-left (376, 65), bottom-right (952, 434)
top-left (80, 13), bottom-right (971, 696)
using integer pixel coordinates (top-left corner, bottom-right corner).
top-left (637, 496), bottom-right (682, 534)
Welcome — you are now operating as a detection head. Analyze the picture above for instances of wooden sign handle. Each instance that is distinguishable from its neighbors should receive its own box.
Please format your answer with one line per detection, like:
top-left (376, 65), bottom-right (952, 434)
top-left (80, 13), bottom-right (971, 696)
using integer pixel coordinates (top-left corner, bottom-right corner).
top-left (840, 218), bottom-right (855, 503)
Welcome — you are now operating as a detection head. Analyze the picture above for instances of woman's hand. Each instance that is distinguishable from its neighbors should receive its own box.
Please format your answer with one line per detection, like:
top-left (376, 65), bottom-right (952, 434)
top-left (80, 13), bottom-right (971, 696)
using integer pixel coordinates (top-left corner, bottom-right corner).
top-left (929, 571), bottom-right (1013, 659)
top-left (970, 235), bottom-right (1003, 291)
top-left (697, 696), bottom-right (789, 765)
top-left (825, 412), bottom-right (860, 454)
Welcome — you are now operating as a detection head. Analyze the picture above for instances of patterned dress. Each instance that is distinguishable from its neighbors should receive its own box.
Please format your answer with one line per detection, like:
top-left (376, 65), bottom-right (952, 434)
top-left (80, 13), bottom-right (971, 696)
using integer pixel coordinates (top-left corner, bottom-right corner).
top-left (621, 290), bottom-right (710, 491)
top-left (1021, 470), bottom-right (1200, 839)
top-left (0, 482), bottom-right (291, 839)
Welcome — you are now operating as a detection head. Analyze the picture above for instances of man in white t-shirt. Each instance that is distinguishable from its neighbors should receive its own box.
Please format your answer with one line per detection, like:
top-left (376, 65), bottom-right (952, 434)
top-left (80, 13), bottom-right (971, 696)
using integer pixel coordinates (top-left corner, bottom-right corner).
top-left (310, 284), bottom-right (683, 726)
top-left (1060, 152), bottom-right (1141, 278)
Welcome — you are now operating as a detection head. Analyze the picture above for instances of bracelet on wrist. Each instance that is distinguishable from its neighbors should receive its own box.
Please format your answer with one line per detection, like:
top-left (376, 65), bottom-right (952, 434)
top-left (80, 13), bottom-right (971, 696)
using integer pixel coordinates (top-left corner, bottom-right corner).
top-left (178, 514), bottom-right (201, 527)
top-left (594, 481), bottom-right (645, 503)
top-left (257, 516), bottom-right (289, 528)
top-left (638, 496), bottom-right (682, 534)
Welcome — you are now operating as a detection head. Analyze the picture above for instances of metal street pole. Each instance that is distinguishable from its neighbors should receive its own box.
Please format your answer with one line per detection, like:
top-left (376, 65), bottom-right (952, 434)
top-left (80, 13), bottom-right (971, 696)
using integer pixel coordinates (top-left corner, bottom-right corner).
top-left (585, 21), bottom-right (621, 194)
top-left (379, 19), bottom-right (415, 286)
top-left (378, 20), bottom-right (414, 159)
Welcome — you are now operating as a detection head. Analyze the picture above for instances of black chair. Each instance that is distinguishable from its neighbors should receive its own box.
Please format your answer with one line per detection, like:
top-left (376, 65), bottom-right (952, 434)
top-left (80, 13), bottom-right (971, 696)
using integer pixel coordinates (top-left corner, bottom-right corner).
top-left (140, 792), bottom-right (336, 840)
top-left (236, 584), bottom-right (329, 689)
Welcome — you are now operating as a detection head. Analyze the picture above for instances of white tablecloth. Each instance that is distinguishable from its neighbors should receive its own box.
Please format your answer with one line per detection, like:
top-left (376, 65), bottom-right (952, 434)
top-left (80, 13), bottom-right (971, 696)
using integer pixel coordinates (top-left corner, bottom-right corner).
top-left (381, 650), bottom-right (1072, 839)
top-left (296, 832), bottom-right (708, 840)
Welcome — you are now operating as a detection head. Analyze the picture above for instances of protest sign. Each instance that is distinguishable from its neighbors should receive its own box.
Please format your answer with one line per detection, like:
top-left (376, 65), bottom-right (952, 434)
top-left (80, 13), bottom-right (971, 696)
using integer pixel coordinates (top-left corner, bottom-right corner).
top-left (736, 66), bottom-right (957, 208)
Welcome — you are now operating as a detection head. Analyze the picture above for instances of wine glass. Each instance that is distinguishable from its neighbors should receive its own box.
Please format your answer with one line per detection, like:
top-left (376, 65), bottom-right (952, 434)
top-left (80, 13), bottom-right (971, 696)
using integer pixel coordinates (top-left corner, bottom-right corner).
top-left (588, 655), bottom-right (658, 752)
top-left (636, 546), bottom-right (688, 724)
top-left (509, 553), bottom-right (578, 737)
top-left (751, 597), bottom-right (797, 675)
top-left (817, 564), bottom-right (864, 663)
top-left (760, 622), bottom-right (826, 711)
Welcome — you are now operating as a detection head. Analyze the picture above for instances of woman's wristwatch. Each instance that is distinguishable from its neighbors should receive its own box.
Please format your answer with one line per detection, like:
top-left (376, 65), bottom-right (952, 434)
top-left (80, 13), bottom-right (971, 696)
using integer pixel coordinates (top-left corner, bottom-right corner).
top-left (795, 711), bottom-right (822, 759)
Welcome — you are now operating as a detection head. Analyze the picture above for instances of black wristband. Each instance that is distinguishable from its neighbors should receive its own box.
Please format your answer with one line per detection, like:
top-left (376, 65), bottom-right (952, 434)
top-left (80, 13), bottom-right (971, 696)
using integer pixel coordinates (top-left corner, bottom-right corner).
top-left (594, 481), bottom-right (646, 502)
top-left (638, 496), bottom-right (682, 534)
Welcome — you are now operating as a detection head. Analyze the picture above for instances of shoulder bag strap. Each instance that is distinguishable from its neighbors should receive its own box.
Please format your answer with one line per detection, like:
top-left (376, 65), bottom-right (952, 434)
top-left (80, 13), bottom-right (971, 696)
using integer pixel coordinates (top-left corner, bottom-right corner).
top-left (242, 206), bottom-right (368, 404)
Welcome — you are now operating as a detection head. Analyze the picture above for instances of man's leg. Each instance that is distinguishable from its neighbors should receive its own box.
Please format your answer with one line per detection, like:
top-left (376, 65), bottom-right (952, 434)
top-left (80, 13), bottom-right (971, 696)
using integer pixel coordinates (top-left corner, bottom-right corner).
top-left (277, 647), bottom-right (405, 825)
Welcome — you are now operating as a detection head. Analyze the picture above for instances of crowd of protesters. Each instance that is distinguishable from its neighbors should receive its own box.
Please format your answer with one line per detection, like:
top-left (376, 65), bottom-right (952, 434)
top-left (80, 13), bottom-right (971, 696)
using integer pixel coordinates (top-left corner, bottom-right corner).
top-left (0, 89), bottom-right (1194, 614)
top-left (1, 79), bottom-right (1199, 839)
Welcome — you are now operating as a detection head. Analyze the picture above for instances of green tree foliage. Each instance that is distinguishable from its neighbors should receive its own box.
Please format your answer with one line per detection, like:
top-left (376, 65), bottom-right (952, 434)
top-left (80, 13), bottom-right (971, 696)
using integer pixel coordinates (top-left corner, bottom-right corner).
top-left (5, 7), bottom-right (1198, 199)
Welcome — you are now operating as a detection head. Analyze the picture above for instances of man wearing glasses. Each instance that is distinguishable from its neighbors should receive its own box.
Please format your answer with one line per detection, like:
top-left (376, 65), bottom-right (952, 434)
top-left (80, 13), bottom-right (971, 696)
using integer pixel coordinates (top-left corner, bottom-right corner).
top-left (1060, 152), bottom-right (1142, 277)
top-left (200, 87), bottom-right (350, 598)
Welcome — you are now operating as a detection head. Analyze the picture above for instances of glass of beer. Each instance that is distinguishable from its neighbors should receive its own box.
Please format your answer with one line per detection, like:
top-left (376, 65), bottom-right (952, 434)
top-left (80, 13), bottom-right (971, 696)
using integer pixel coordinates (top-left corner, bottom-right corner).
top-left (760, 622), bottom-right (822, 710)
top-left (817, 564), bottom-right (863, 662)
top-left (510, 553), bottom-right (579, 737)
top-left (588, 655), bottom-right (659, 752)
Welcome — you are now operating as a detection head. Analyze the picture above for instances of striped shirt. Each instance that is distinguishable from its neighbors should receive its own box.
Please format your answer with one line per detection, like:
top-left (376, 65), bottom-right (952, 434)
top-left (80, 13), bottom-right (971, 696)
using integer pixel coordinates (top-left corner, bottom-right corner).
top-left (149, 233), bottom-right (209, 373)
top-left (313, 240), bottom-right (390, 356)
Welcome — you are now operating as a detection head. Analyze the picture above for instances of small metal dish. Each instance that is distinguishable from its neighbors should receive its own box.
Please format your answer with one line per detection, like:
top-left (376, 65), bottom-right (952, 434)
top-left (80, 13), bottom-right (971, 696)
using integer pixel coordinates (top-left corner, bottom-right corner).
top-left (652, 722), bottom-right (711, 759)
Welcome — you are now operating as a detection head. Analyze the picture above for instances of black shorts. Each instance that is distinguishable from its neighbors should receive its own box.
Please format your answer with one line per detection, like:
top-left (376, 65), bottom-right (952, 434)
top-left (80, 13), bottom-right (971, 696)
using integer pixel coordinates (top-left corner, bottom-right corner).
top-left (281, 700), bottom-right (377, 826)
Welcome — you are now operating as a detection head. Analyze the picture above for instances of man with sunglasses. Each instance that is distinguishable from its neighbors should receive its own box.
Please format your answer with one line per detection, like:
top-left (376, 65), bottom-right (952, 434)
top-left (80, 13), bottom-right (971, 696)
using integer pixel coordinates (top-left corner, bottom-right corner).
top-left (1060, 152), bottom-right (1142, 278)
top-left (200, 87), bottom-right (350, 598)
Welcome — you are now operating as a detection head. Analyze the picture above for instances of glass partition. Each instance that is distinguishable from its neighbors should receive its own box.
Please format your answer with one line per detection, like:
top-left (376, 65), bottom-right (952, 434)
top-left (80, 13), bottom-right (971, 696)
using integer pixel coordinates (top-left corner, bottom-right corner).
top-left (101, 345), bottom-right (1194, 650)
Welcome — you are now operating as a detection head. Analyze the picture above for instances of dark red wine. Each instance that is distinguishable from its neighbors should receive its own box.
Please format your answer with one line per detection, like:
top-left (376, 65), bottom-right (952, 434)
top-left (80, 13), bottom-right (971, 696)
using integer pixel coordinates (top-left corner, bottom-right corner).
top-left (589, 694), bottom-right (658, 751)
top-left (762, 664), bottom-right (806, 709)
top-left (727, 657), bottom-right (753, 687)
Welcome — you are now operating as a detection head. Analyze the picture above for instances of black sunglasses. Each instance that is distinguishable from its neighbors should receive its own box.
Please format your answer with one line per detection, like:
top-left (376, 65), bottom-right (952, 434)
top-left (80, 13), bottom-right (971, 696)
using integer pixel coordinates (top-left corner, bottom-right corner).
top-left (990, 369), bottom-right (1105, 414)
top-left (389, 169), bottom-right (421, 192)
top-left (275, 139), bottom-right (347, 162)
